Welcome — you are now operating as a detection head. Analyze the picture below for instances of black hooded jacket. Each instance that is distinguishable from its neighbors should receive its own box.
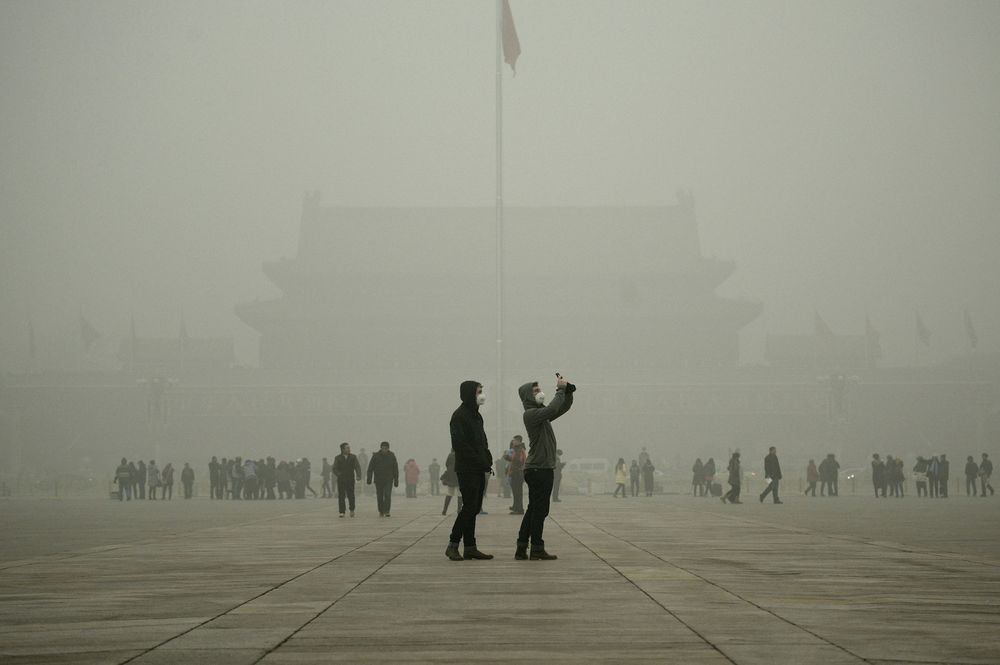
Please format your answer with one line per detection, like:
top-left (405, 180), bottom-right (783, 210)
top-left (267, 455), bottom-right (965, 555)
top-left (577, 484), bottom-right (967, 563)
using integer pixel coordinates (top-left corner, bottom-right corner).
top-left (450, 380), bottom-right (493, 474)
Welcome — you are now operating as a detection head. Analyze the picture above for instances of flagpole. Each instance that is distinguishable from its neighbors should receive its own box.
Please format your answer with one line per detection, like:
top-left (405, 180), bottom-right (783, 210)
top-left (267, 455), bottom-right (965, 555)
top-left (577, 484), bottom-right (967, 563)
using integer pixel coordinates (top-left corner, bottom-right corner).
top-left (495, 0), bottom-right (505, 452)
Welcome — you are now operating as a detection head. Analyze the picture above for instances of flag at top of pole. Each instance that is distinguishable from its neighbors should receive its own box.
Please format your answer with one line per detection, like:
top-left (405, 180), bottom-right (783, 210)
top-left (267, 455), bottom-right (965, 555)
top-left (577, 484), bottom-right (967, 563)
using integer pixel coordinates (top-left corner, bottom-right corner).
top-left (502, 0), bottom-right (521, 73)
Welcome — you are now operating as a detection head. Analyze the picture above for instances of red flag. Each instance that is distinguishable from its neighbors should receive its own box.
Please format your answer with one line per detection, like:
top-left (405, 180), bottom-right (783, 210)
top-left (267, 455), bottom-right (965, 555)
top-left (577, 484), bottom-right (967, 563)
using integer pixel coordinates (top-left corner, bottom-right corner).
top-left (502, 0), bottom-right (521, 73)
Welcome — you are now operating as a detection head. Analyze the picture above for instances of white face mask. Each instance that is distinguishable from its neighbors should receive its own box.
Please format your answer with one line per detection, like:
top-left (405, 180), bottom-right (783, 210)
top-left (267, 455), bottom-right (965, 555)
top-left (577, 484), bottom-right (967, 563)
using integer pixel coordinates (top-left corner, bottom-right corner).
top-left (535, 391), bottom-right (546, 405)
top-left (476, 393), bottom-right (486, 406)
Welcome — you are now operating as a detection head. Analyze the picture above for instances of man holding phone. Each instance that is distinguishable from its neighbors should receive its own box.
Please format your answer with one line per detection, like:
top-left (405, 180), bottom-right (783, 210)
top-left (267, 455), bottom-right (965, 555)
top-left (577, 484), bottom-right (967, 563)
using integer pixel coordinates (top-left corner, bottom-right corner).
top-left (515, 373), bottom-right (575, 560)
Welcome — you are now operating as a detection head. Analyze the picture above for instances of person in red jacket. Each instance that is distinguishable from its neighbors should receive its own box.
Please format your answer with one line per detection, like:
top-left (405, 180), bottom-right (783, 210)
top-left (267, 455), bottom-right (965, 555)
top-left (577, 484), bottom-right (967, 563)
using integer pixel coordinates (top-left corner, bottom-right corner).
top-left (404, 458), bottom-right (420, 498)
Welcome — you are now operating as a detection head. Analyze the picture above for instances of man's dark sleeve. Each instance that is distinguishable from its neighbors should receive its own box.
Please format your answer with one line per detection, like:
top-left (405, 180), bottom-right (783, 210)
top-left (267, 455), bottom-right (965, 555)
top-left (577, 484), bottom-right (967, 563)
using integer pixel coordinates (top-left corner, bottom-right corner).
top-left (393, 454), bottom-right (399, 484)
top-left (354, 457), bottom-right (362, 481)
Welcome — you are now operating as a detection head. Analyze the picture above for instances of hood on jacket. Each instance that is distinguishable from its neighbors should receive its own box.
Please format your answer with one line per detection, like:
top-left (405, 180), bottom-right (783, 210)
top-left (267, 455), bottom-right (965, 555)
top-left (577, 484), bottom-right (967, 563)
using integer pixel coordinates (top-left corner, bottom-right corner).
top-left (459, 380), bottom-right (482, 410)
top-left (518, 381), bottom-right (539, 410)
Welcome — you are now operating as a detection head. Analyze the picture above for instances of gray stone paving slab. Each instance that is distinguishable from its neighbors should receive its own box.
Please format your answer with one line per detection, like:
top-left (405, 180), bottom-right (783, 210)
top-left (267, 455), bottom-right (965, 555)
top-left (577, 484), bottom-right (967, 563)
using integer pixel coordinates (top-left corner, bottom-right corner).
top-left (1, 494), bottom-right (999, 664)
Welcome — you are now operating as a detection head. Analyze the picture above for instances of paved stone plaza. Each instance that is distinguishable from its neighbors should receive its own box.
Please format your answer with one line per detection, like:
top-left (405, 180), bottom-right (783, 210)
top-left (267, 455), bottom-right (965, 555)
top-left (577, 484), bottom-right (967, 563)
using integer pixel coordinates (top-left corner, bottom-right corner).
top-left (1, 493), bottom-right (998, 664)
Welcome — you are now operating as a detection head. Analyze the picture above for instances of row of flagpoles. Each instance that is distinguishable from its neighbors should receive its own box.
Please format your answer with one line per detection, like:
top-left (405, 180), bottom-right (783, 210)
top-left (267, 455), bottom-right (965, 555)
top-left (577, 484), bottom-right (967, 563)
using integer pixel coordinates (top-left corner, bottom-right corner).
top-left (813, 309), bottom-right (980, 353)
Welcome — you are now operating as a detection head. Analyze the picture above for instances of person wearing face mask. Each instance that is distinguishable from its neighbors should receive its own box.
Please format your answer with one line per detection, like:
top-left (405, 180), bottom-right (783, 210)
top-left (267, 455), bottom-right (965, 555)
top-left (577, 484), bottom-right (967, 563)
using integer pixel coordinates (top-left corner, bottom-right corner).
top-left (445, 380), bottom-right (495, 561)
top-left (515, 374), bottom-right (575, 561)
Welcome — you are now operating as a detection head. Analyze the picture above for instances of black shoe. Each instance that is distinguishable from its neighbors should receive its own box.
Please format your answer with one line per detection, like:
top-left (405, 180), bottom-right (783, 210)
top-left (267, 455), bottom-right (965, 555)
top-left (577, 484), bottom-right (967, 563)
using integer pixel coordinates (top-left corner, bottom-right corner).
top-left (385, 513), bottom-right (390, 517)
top-left (463, 548), bottom-right (494, 560)
top-left (339, 513), bottom-right (345, 518)
top-left (530, 549), bottom-right (557, 560)
top-left (445, 543), bottom-right (463, 561)
top-left (774, 500), bottom-right (783, 504)
top-left (514, 542), bottom-right (529, 560)
top-left (759, 494), bottom-right (765, 503)
top-left (509, 510), bottom-right (524, 515)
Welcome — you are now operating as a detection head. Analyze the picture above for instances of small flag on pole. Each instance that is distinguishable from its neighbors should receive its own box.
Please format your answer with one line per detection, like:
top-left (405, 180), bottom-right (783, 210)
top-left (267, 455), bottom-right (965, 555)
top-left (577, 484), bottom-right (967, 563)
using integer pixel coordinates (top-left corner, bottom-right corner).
top-left (915, 311), bottom-right (931, 346)
top-left (129, 313), bottom-right (138, 371)
top-left (502, 0), bottom-right (521, 73)
top-left (814, 311), bottom-right (833, 336)
top-left (179, 316), bottom-right (190, 352)
top-left (865, 314), bottom-right (882, 362)
top-left (80, 313), bottom-right (100, 352)
top-left (28, 320), bottom-right (37, 359)
top-left (964, 309), bottom-right (978, 349)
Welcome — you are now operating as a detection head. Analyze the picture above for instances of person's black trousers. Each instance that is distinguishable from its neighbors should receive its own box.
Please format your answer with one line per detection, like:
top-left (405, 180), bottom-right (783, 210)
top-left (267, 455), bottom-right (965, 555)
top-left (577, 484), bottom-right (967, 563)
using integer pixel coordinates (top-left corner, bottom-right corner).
top-left (518, 468), bottom-right (554, 549)
top-left (338, 478), bottom-right (356, 513)
top-left (510, 471), bottom-right (524, 512)
top-left (760, 478), bottom-right (780, 502)
top-left (183, 482), bottom-right (193, 499)
top-left (450, 472), bottom-right (485, 547)
top-left (375, 480), bottom-right (393, 514)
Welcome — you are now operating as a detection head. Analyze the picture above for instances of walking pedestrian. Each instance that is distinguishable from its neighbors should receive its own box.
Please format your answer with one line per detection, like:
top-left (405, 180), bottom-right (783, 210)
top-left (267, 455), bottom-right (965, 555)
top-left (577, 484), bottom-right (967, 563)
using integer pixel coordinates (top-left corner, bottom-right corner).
top-left (965, 456), bottom-right (979, 496)
top-left (980, 453), bottom-right (994, 497)
top-left (759, 447), bottom-right (783, 504)
top-left (333, 443), bottom-right (362, 517)
top-left (321, 457), bottom-right (332, 498)
top-left (642, 458), bottom-right (655, 496)
top-left (181, 462), bottom-right (195, 499)
top-left (404, 458), bottom-right (420, 498)
top-left (702, 457), bottom-right (716, 498)
top-left (441, 450), bottom-right (460, 515)
top-left (114, 458), bottom-right (132, 501)
top-left (872, 454), bottom-right (886, 498)
top-left (612, 458), bottom-right (627, 498)
top-left (721, 452), bottom-right (741, 504)
top-left (805, 459), bottom-right (818, 497)
top-left (428, 458), bottom-right (441, 496)
top-left (146, 460), bottom-right (160, 500)
top-left (367, 441), bottom-right (399, 517)
top-left (507, 437), bottom-right (526, 515)
top-left (161, 463), bottom-right (174, 500)
top-left (553, 449), bottom-right (565, 502)
top-left (938, 454), bottom-right (950, 498)
top-left (692, 458), bottom-right (704, 496)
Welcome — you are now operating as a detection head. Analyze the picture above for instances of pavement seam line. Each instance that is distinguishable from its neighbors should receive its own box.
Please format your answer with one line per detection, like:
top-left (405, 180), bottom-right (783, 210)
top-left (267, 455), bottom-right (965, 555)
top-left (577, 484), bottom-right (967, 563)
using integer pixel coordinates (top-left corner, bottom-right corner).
top-left (559, 509), bottom-right (874, 664)
top-left (0, 502), bottom-right (340, 573)
top-left (113, 510), bottom-right (435, 665)
top-left (547, 514), bottom-right (739, 665)
top-left (674, 502), bottom-right (1000, 569)
top-left (249, 512), bottom-right (449, 663)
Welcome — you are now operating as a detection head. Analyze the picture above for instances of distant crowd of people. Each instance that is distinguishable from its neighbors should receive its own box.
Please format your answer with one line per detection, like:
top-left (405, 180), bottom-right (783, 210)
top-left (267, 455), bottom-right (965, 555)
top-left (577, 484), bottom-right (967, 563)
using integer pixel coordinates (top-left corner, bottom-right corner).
top-left (611, 447), bottom-right (656, 498)
top-left (873, 452), bottom-right (994, 498)
top-left (683, 449), bottom-right (994, 505)
top-left (112, 443), bottom-right (425, 512)
top-left (113, 459), bottom-right (191, 500)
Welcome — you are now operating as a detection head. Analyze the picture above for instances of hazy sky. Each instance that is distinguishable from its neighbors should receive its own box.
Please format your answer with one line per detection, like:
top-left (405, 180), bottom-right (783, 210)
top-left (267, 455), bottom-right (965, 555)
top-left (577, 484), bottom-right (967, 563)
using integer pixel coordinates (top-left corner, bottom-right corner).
top-left (2, 0), bottom-right (999, 370)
